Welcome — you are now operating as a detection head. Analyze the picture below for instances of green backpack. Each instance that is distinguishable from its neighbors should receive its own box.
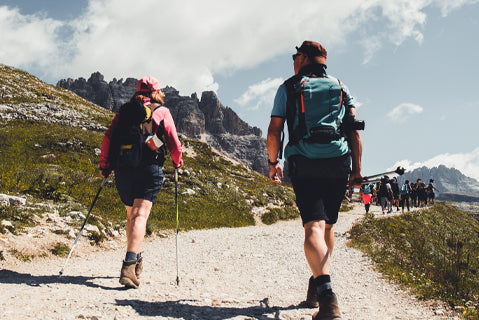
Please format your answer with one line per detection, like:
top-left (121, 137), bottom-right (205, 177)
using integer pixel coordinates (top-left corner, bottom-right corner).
top-left (285, 74), bottom-right (344, 147)
top-left (400, 183), bottom-right (409, 195)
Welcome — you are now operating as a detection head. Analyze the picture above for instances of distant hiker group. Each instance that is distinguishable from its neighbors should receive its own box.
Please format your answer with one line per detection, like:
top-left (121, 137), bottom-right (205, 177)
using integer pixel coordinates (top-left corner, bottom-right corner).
top-left (360, 177), bottom-right (440, 214)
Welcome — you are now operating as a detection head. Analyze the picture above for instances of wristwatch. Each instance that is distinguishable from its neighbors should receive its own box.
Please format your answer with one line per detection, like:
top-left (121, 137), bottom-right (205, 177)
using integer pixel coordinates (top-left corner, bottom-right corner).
top-left (268, 159), bottom-right (279, 166)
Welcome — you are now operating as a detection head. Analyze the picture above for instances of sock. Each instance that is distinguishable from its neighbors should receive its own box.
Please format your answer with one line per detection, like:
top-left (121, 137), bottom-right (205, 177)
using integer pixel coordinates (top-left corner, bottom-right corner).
top-left (125, 251), bottom-right (137, 261)
top-left (314, 275), bottom-right (332, 296)
top-left (137, 252), bottom-right (142, 260)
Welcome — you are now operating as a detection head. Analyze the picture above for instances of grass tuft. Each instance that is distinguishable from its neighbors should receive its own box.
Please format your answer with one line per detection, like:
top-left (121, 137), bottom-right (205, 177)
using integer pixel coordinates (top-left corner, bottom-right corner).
top-left (50, 243), bottom-right (70, 257)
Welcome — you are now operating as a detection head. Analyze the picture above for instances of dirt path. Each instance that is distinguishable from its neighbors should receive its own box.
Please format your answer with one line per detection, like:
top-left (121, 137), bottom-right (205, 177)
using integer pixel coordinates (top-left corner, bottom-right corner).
top-left (0, 203), bottom-right (456, 320)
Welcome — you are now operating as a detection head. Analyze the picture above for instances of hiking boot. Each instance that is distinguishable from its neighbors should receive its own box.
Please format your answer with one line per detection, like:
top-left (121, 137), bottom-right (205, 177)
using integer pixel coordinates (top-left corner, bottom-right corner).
top-left (135, 256), bottom-right (143, 279)
top-left (119, 259), bottom-right (140, 289)
top-left (305, 276), bottom-right (319, 308)
top-left (312, 291), bottom-right (341, 320)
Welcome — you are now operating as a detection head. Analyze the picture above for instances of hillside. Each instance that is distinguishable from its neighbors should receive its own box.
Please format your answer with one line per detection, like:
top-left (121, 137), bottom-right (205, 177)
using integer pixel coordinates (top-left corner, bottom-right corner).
top-left (0, 64), bottom-right (298, 260)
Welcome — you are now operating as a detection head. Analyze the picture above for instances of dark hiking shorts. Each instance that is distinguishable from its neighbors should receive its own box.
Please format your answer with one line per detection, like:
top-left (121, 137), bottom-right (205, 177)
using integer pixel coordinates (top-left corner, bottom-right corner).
top-left (115, 164), bottom-right (164, 206)
top-left (289, 155), bottom-right (350, 225)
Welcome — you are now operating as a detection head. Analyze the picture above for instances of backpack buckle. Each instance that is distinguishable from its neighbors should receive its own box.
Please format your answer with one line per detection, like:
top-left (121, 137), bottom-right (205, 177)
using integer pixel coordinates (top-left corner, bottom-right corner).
top-left (304, 126), bottom-right (340, 144)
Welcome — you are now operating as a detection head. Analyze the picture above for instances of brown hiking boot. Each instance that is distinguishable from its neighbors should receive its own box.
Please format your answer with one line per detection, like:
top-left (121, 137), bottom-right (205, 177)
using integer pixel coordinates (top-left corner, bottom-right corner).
top-left (312, 291), bottom-right (341, 320)
top-left (306, 276), bottom-right (319, 308)
top-left (119, 260), bottom-right (140, 289)
top-left (135, 256), bottom-right (143, 279)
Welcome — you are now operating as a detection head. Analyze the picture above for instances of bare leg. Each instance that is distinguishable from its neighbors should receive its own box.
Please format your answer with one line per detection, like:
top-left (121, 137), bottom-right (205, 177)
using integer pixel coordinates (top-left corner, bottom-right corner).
top-left (324, 224), bottom-right (335, 257)
top-left (126, 199), bottom-right (153, 253)
top-left (304, 220), bottom-right (330, 277)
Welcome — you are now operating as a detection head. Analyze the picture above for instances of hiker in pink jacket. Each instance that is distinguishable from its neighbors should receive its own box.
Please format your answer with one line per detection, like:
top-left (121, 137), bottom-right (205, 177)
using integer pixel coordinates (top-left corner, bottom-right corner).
top-left (100, 76), bottom-right (182, 288)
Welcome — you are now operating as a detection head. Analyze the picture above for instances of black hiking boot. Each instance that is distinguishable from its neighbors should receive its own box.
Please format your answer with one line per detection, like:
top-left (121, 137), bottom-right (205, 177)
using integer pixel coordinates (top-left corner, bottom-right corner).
top-left (119, 259), bottom-right (140, 289)
top-left (312, 291), bottom-right (341, 320)
top-left (305, 276), bottom-right (319, 308)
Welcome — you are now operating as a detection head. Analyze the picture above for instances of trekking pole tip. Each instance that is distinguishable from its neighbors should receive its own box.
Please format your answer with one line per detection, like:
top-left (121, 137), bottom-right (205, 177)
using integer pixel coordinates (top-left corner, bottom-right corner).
top-left (176, 277), bottom-right (180, 286)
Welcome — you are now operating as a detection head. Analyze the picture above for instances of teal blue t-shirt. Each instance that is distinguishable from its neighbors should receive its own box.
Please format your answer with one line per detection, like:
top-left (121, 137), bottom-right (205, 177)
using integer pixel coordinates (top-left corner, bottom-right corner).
top-left (271, 75), bottom-right (357, 161)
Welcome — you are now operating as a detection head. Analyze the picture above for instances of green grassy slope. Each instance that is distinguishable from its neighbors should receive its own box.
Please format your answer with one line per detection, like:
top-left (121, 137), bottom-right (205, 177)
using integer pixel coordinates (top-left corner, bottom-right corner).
top-left (0, 64), bottom-right (298, 238)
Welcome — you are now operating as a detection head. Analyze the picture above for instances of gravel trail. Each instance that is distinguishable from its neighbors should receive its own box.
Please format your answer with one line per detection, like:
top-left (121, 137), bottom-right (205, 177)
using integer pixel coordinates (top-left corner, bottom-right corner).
top-left (0, 203), bottom-right (456, 320)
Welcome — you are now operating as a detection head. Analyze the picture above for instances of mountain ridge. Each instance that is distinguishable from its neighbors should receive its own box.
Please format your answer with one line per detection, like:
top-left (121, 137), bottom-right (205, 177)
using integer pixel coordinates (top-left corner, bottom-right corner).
top-left (57, 72), bottom-right (268, 175)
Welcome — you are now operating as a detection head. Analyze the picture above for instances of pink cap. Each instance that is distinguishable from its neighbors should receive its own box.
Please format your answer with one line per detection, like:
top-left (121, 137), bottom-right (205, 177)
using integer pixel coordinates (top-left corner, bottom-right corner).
top-left (137, 76), bottom-right (162, 92)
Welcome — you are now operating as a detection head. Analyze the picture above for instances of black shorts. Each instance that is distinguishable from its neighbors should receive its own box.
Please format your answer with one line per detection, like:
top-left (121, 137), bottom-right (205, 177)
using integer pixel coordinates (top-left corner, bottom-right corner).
top-left (418, 190), bottom-right (427, 202)
top-left (289, 155), bottom-right (350, 225)
top-left (114, 164), bottom-right (164, 206)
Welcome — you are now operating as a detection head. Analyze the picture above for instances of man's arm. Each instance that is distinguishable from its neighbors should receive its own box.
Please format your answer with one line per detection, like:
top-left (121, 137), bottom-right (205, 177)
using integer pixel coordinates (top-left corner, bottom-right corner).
top-left (347, 108), bottom-right (363, 187)
top-left (266, 116), bottom-right (285, 183)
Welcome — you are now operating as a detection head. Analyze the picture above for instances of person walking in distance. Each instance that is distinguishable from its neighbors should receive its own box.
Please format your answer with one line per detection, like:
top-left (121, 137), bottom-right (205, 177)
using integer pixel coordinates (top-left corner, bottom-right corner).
top-left (390, 177), bottom-right (400, 211)
top-left (416, 178), bottom-right (427, 207)
top-left (399, 180), bottom-right (411, 213)
top-left (99, 76), bottom-right (183, 289)
top-left (378, 176), bottom-right (393, 214)
top-left (359, 183), bottom-right (374, 214)
top-left (427, 179), bottom-right (440, 205)
top-left (410, 181), bottom-right (418, 207)
top-left (267, 41), bottom-right (363, 320)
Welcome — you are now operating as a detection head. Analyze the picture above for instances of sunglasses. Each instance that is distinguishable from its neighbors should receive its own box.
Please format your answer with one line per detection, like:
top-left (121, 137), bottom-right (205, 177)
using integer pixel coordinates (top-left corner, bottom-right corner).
top-left (292, 52), bottom-right (303, 61)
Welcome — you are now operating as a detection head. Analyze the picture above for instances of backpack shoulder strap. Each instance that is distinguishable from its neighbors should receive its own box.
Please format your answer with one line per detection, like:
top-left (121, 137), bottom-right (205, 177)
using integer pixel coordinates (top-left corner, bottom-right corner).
top-left (337, 79), bottom-right (344, 114)
top-left (143, 103), bottom-right (162, 135)
top-left (284, 74), bottom-right (306, 146)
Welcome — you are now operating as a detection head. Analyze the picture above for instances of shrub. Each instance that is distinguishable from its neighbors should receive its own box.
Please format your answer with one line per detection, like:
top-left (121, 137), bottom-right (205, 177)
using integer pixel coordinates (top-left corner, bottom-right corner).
top-left (50, 243), bottom-right (70, 257)
top-left (262, 206), bottom-right (299, 225)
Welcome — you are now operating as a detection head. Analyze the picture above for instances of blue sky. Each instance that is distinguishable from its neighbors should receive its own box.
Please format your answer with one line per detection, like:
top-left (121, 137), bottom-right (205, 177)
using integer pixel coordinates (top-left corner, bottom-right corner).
top-left (1, 0), bottom-right (478, 180)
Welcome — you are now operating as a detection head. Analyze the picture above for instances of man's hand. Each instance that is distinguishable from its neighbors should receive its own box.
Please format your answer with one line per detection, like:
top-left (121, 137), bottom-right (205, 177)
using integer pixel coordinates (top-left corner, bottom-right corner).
top-left (266, 117), bottom-right (285, 184)
top-left (269, 163), bottom-right (283, 184)
top-left (348, 171), bottom-right (363, 189)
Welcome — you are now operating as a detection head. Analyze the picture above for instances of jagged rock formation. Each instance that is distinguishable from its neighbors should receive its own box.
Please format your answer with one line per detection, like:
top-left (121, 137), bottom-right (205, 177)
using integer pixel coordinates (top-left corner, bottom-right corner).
top-left (397, 165), bottom-right (479, 202)
top-left (57, 72), bottom-right (137, 112)
top-left (57, 72), bottom-right (269, 174)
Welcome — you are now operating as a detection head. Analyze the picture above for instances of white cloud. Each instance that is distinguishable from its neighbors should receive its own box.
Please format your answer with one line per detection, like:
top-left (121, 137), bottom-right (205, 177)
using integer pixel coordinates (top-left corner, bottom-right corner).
top-left (435, 0), bottom-right (479, 16)
top-left (0, 0), bottom-right (478, 95)
top-left (390, 147), bottom-right (479, 181)
top-left (0, 6), bottom-right (63, 70)
top-left (387, 103), bottom-right (424, 122)
top-left (234, 78), bottom-right (284, 111)
top-left (361, 36), bottom-right (383, 65)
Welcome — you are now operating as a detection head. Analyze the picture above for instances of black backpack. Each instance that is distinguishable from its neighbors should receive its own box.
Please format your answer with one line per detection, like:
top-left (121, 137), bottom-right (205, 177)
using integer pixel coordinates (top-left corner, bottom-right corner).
top-left (108, 101), bottom-right (165, 169)
top-left (379, 183), bottom-right (389, 197)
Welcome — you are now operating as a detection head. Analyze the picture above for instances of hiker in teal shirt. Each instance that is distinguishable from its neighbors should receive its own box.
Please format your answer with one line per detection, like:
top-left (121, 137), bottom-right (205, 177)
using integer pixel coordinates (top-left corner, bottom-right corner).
top-left (267, 40), bottom-right (363, 320)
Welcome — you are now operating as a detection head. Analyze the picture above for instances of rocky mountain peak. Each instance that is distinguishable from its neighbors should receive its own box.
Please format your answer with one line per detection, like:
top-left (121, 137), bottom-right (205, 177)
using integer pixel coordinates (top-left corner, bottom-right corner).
top-left (57, 72), bottom-right (268, 174)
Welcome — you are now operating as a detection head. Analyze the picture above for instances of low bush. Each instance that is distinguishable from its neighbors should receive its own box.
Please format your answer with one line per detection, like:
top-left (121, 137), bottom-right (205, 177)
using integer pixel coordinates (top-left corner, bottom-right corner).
top-left (261, 206), bottom-right (300, 225)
